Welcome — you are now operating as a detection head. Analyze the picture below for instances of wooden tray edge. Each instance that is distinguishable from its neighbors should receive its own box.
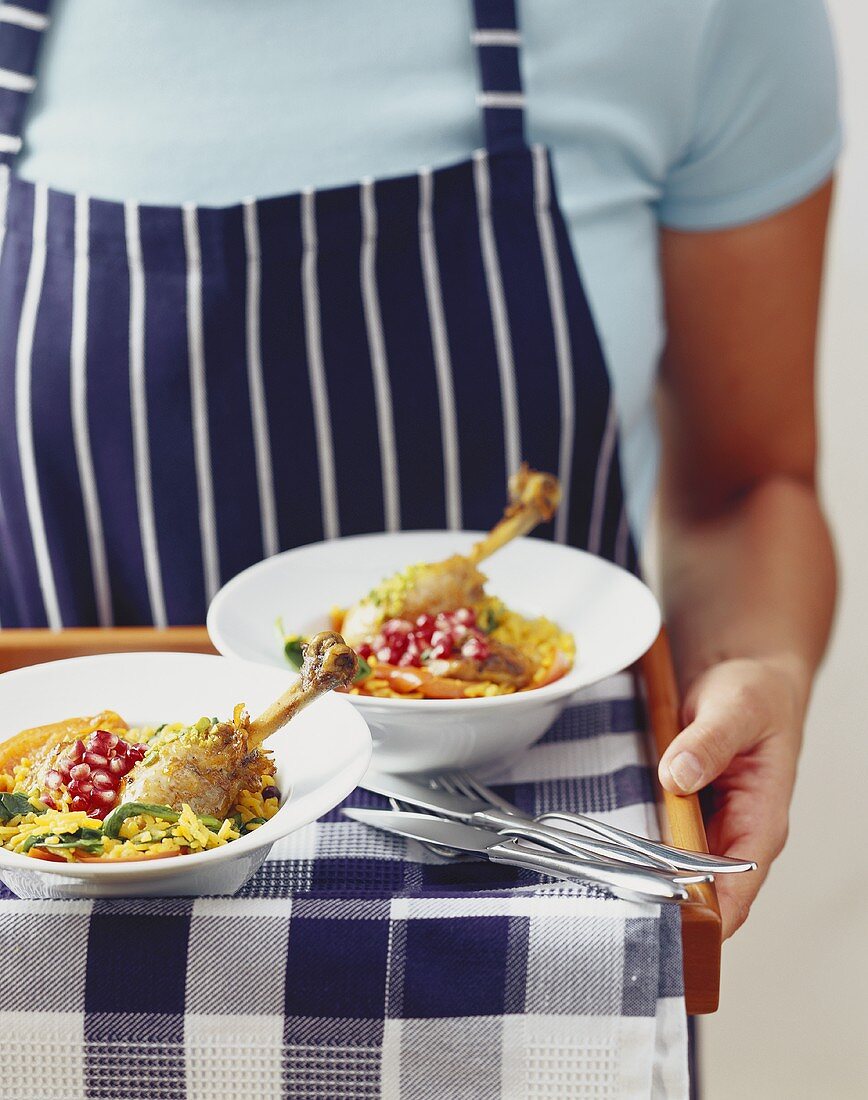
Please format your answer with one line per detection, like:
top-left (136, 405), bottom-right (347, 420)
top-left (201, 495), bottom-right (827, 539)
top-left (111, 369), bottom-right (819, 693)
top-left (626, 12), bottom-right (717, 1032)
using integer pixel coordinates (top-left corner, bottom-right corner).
top-left (0, 627), bottom-right (216, 673)
top-left (638, 627), bottom-right (722, 1015)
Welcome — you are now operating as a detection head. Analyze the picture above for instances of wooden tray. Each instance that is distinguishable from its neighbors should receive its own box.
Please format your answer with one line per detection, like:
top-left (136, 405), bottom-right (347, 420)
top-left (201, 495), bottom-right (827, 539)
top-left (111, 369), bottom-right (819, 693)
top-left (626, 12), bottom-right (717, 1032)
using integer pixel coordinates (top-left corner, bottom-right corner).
top-left (0, 624), bottom-right (720, 1013)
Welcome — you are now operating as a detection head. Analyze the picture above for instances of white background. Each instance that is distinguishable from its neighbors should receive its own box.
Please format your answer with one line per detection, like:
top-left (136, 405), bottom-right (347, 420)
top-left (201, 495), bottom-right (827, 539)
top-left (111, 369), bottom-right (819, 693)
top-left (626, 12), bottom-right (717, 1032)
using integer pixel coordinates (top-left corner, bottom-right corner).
top-left (700, 3), bottom-right (868, 1096)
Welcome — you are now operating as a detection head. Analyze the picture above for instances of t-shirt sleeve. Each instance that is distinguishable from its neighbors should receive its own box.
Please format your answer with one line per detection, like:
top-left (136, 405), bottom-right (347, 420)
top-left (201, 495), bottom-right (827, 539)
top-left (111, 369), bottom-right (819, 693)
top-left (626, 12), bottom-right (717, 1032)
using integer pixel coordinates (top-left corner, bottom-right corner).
top-left (658, 0), bottom-right (842, 230)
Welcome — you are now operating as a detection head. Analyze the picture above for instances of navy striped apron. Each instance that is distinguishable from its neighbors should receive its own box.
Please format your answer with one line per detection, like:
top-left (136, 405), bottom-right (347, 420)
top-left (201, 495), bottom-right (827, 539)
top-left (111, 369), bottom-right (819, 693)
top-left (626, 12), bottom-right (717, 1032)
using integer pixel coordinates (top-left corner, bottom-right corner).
top-left (0, 0), bottom-right (637, 630)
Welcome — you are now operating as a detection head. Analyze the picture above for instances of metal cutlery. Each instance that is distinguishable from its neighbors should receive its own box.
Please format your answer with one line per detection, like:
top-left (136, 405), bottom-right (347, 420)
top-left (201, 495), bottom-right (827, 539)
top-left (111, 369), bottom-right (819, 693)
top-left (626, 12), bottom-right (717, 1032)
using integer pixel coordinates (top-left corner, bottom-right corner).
top-left (445, 771), bottom-right (758, 875)
top-left (344, 808), bottom-right (706, 903)
top-left (362, 769), bottom-right (756, 875)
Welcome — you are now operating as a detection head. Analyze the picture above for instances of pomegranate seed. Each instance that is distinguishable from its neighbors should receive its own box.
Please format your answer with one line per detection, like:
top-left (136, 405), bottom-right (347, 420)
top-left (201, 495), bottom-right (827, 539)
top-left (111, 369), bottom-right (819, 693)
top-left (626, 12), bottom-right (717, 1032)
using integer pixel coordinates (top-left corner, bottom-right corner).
top-left (70, 762), bottom-right (91, 781)
top-left (93, 788), bottom-right (117, 807)
top-left (41, 795), bottom-right (56, 810)
top-left (68, 740), bottom-right (85, 764)
top-left (84, 751), bottom-right (109, 768)
top-left (70, 796), bottom-right (89, 813)
top-left (430, 642), bottom-right (451, 660)
top-left (45, 769), bottom-right (63, 790)
top-left (93, 729), bottom-right (118, 749)
top-left (357, 643), bottom-right (373, 659)
top-left (415, 614), bottom-right (435, 633)
top-left (109, 756), bottom-right (132, 776)
top-left (453, 608), bottom-right (476, 626)
top-left (430, 630), bottom-right (453, 649)
top-left (92, 770), bottom-right (114, 790)
top-left (72, 780), bottom-right (93, 797)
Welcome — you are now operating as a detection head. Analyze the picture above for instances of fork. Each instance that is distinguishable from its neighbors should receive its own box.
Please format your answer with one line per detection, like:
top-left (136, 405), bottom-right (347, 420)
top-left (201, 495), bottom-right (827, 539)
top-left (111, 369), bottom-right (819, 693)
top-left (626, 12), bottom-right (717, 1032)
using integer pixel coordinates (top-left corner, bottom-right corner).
top-left (434, 770), bottom-right (753, 874)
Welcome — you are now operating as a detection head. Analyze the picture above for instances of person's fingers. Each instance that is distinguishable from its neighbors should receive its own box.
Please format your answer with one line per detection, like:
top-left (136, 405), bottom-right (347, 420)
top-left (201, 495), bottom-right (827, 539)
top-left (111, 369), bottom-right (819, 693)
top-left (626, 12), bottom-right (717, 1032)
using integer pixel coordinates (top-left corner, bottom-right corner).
top-left (706, 777), bottom-right (791, 938)
top-left (658, 669), bottom-right (768, 794)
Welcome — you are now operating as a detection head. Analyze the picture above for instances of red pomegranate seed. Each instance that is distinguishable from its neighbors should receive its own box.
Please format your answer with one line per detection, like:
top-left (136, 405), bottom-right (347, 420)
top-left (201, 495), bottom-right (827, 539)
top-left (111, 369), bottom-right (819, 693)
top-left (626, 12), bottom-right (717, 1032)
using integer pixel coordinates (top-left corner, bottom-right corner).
top-left (109, 756), bottom-right (132, 776)
top-left (70, 796), bottom-right (89, 813)
top-left (41, 795), bottom-right (56, 810)
top-left (430, 642), bottom-right (450, 660)
top-left (92, 729), bottom-right (117, 749)
top-left (45, 769), bottom-right (63, 790)
top-left (68, 740), bottom-right (85, 764)
top-left (84, 751), bottom-right (109, 768)
top-left (93, 788), bottom-right (117, 808)
top-left (357, 643), bottom-right (373, 659)
top-left (72, 780), bottom-right (93, 797)
top-left (70, 762), bottom-right (91, 781)
top-left (57, 759), bottom-right (72, 780)
top-left (92, 770), bottom-right (114, 790)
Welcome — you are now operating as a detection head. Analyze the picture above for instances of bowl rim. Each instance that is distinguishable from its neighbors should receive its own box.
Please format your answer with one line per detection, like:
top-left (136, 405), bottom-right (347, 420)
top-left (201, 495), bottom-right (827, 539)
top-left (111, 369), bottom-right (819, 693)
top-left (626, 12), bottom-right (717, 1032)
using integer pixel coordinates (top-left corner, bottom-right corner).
top-left (0, 652), bottom-right (372, 879)
top-left (207, 531), bottom-right (662, 710)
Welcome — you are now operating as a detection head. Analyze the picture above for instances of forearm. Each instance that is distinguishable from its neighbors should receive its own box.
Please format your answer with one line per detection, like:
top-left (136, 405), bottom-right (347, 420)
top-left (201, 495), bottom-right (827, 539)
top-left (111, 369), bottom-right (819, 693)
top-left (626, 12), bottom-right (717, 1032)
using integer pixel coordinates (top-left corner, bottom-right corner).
top-left (658, 474), bottom-right (837, 712)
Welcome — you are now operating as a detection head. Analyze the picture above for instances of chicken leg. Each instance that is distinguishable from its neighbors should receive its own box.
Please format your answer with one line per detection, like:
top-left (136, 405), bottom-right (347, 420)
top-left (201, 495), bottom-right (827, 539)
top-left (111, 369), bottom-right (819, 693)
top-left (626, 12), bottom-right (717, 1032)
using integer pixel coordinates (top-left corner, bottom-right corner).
top-left (119, 632), bottom-right (358, 817)
top-left (341, 464), bottom-right (561, 647)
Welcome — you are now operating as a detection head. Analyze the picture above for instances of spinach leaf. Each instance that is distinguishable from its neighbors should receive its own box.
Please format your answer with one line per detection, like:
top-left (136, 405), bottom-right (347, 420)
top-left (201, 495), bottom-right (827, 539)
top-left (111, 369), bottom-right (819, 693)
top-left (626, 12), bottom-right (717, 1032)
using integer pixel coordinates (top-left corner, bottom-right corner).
top-left (22, 828), bottom-right (104, 854)
top-left (354, 655), bottom-right (372, 682)
top-left (102, 802), bottom-right (180, 838)
top-left (102, 802), bottom-right (223, 838)
top-left (283, 636), bottom-right (305, 671)
top-left (0, 792), bottom-right (45, 822)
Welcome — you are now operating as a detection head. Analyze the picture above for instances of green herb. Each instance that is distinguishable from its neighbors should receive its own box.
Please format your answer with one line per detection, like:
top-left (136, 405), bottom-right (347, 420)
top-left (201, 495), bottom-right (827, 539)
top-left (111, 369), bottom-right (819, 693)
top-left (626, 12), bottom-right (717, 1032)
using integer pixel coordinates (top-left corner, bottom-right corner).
top-left (283, 636), bottom-right (305, 671)
top-left (0, 792), bottom-right (46, 822)
top-left (354, 655), bottom-right (372, 682)
top-left (243, 817), bottom-right (266, 831)
top-left (478, 607), bottom-right (501, 634)
top-left (102, 802), bottom-right (222, 838)
top-left (22, 827), bottom-right (104, 854)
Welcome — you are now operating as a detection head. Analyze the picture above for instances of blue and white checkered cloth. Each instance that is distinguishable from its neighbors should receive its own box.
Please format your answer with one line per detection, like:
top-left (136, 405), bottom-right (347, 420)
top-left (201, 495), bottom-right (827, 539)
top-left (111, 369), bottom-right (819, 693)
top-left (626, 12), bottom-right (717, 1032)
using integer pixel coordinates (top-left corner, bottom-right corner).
top-left (0, 672), bottom-right (688, 1099)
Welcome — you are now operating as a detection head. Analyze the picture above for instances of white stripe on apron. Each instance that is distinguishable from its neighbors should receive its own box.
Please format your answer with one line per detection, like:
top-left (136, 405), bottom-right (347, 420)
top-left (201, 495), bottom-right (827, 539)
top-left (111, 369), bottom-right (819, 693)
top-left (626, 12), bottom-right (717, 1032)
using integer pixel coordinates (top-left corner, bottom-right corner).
top-left (360, 178), bottom-right (401, 532)
top-left (301, 188), bottom-right (340, 541)
top-left (182, 202), bottom-right (221, 602)
top-left (71, 192), bottom-right (113, 626)
top-left (16, 182), bottom-right (62, 628)
top-left (125, 200), bottom-right (167, 627)
top-left (242, 198), bottom-right (279, 558)
top-left (532, 145), bottom-right (575, 545)
top-left (473, 149), bottom-right (522, 480)
top-left (588, 397), bottom-right (618, 557)
top-left (418, 166), bottom-right (462, 531)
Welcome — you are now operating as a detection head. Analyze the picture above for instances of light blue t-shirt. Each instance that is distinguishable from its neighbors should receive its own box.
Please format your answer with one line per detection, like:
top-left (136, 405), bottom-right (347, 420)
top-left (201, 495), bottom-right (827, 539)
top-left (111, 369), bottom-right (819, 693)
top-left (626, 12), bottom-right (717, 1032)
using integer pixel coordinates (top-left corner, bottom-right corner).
top-left (16, 0), bottom-right (841, 536)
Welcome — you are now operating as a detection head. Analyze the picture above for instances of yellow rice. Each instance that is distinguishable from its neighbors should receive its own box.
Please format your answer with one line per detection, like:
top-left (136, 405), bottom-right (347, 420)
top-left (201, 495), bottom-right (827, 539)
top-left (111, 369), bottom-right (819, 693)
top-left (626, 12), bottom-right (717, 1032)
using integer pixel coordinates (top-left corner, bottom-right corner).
top-left (0, 721), bottom-right (280, 863)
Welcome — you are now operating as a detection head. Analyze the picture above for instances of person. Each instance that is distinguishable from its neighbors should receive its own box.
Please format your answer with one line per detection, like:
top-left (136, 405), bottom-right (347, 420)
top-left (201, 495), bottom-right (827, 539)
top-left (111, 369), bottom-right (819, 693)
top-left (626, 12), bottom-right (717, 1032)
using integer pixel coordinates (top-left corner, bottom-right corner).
top-left (0, 0), bottom-right (839, 948)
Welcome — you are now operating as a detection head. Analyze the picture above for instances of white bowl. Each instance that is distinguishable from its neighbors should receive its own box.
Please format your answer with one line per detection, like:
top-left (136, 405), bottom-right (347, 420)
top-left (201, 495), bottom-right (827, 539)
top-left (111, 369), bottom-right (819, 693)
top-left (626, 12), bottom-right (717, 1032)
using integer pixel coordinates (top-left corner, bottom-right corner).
top-left (0, 653), bottom-right (371, 899)
top-left (208, 533), bottom-right (661, 773)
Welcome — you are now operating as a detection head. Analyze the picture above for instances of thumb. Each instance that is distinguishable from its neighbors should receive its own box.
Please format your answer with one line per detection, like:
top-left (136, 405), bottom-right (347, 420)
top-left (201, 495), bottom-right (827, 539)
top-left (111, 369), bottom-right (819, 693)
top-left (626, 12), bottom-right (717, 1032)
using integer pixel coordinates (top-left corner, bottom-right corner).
top-left (658, 678), bottom-right (763, 795)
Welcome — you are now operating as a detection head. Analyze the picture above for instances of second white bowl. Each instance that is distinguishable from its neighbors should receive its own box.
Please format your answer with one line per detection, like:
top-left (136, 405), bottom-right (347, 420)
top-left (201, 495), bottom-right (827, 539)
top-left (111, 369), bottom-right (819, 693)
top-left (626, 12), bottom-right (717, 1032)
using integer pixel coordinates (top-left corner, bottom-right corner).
top-left (208, 533), bottom-right (661, 773)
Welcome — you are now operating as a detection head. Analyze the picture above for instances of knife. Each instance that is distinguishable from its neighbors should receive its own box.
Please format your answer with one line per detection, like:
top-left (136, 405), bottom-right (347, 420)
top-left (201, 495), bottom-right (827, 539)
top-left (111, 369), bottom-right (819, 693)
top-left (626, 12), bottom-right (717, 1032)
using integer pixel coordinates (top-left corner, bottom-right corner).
top-left (344, 808), bottom-right (703, 903)
top-left (361, 770), bottom-right (756, 874)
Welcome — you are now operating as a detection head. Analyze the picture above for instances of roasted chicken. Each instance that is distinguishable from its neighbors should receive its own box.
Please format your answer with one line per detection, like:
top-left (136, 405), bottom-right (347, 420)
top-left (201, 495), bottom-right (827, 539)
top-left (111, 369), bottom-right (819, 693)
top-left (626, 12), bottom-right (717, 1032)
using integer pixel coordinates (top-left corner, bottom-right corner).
top-left (121, 631), bottom-right (357, 817)
top-left (341, 464), bottom-right (562, 649)
top-left (20, 632), bottom-right (357, 821)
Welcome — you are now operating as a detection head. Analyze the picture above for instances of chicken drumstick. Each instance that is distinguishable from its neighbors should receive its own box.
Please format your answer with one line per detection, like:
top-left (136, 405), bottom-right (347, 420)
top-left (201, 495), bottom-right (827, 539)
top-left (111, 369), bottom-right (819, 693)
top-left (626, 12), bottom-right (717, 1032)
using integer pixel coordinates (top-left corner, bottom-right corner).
top-left (119, 632), bottom-right (358, 818)
top-left (341, 464), bottom-right (561, 647)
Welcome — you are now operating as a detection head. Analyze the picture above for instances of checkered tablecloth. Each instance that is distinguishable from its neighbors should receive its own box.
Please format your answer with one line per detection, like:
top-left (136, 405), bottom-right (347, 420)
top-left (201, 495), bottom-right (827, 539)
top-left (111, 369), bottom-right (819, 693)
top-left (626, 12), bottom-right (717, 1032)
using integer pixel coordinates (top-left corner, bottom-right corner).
top-left (0, 672), bottom-right (688, 1100)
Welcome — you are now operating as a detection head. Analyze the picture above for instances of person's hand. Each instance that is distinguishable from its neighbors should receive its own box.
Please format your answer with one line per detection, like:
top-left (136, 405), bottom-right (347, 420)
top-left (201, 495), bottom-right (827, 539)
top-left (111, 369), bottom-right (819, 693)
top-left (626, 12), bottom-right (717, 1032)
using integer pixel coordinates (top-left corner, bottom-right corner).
top-left (657, 656), bottom-right (808, 939)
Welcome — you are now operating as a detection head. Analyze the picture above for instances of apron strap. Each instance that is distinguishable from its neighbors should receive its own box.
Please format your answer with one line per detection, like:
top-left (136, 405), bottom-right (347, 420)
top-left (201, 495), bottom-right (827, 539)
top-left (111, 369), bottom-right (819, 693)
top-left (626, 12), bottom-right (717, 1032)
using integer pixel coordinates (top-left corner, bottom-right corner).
top-left (0, 0), bottom-right (51, 166)
top-left (471, 0), bottom-right (526, 154)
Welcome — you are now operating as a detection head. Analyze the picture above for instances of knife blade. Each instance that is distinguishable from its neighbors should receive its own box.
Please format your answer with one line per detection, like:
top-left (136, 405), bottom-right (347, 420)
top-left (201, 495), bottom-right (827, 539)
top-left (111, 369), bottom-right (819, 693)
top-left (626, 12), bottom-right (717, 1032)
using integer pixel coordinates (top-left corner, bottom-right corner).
top-left (344, 808), bottom-right (699, 903)
top-left (361, 770), bottom-right (755, 874)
